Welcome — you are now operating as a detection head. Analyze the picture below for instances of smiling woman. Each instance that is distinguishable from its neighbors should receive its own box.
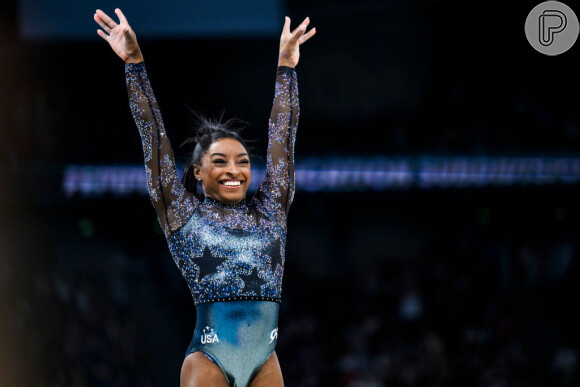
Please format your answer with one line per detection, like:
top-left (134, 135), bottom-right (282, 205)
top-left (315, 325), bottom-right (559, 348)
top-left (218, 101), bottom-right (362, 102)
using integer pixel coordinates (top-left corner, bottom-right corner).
top-left (94, 7), bottom-right (315, 387)
top-left (193, 137), bottom-right (252, 205)
top-left (179, 116), bottom-right (253, 206)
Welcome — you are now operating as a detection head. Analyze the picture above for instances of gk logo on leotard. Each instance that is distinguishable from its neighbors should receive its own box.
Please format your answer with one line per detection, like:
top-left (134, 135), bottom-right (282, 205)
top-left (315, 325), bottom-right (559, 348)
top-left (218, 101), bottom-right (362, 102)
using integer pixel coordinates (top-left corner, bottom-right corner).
top-left (270, 328), bottom-right (278, 344)
top-left (201, 326), bottom-right (219, 344)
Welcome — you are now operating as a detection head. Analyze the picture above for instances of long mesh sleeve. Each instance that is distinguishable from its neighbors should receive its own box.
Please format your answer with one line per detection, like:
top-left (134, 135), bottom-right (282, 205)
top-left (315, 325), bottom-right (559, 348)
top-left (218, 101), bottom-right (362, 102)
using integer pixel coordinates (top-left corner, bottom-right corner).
top-left (252, 66), bottom-right (299, 224)
top-left (126, 62), bottom-right (197, 237)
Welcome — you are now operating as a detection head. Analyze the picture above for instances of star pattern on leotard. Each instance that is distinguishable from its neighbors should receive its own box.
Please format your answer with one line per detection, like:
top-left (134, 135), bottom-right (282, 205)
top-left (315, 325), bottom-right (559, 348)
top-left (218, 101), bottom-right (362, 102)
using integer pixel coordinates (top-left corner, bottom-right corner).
top-left (239, 267), bottom-right (266, 289)
top-left (194, 247), bottom-right (227, 274)
top-left (130, 65), bottom-right (298, 304)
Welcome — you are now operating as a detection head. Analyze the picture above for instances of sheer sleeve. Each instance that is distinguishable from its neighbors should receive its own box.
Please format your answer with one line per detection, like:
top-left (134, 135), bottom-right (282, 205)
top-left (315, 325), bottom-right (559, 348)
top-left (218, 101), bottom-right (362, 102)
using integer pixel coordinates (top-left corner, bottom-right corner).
top-left (125, 62), bottom-right (198, 237)
top-left (252, 66), bottom-right (299, 223)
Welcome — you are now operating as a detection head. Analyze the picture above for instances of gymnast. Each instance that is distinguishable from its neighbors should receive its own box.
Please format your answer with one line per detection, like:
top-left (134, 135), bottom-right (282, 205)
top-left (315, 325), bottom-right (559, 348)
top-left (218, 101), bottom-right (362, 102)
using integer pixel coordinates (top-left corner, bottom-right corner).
top-left (94, 8), bottom-right (315, 386)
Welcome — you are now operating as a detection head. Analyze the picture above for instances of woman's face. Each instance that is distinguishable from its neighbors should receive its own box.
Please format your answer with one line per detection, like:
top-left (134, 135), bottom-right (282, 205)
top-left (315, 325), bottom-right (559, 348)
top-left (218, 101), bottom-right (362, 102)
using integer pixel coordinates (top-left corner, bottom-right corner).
top-left (193, 138), bottom-right (251, 205)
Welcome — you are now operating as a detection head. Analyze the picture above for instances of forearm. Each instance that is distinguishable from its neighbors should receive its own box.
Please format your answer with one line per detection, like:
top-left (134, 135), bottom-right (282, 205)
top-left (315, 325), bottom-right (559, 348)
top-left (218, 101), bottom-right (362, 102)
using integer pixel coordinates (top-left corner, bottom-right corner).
top-left (265, 65), bottom-right (299, 212)
top-left (126, 62), bottom-right (159, 154)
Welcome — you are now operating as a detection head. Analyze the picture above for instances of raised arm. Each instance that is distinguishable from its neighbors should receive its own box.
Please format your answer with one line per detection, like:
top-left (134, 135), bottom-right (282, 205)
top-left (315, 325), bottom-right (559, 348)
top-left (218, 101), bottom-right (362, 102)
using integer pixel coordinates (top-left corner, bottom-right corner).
top-left (95, 9), bottom-right (197, 236)
top-left (253, 17), bottom-right (316, 221)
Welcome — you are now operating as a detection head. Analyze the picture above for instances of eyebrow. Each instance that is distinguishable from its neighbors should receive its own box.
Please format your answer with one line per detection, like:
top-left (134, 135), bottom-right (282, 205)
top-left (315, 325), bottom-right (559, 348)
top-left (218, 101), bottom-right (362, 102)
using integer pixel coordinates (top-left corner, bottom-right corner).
top-left (210, 153), bottom-right (249, 157)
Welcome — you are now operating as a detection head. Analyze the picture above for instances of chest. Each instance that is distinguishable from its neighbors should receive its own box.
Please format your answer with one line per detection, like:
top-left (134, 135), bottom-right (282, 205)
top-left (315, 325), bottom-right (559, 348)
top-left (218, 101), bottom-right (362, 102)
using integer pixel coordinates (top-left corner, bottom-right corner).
top-left (170, 209), bottom-right (285, 262)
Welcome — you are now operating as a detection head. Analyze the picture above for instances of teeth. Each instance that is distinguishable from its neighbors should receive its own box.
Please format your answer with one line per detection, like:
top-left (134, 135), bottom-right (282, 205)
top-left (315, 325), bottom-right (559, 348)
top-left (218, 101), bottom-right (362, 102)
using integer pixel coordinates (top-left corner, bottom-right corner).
top-left (223, 181), bottom-right (241, 186)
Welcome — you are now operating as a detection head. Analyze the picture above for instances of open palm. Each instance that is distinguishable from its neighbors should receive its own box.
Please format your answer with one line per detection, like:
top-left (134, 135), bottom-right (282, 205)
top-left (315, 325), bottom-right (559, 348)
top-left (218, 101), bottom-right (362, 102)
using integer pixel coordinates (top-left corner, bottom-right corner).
top-left (94, 8), bottom-right (143, 63)
top-left (278, 17), bottom-right (316, 68)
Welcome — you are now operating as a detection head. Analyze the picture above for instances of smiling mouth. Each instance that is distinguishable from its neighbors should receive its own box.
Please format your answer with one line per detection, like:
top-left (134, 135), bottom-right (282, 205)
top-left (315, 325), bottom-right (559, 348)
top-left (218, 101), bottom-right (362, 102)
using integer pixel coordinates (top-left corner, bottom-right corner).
top-left (220, 180), bottom-right (244, 188)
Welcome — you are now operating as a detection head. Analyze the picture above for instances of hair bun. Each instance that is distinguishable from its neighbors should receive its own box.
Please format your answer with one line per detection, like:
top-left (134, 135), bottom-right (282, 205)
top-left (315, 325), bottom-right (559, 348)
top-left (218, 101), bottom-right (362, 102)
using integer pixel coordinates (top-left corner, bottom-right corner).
top-left (194, 125), bottom-right (213, 143)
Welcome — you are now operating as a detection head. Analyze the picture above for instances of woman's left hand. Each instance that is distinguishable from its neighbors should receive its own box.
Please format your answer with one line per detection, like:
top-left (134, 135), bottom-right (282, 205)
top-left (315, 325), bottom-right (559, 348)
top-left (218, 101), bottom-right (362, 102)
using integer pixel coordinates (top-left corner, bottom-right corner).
top-left (278, 17), bottom-right (316, 68)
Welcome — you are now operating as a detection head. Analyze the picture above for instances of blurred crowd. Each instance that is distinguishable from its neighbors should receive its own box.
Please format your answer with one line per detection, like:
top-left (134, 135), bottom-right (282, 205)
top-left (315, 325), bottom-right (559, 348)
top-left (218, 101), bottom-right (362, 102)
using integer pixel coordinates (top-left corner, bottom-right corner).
top-left (1, 190), bottom-right (579, 386)
top-left (280, 239), bottom-right (579, 386)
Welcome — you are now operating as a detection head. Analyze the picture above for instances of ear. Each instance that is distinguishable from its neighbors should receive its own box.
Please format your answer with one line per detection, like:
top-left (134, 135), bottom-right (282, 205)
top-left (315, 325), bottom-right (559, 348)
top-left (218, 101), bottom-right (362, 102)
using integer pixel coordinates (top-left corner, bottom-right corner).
top-left (193, 165), bottom-right (202, 181)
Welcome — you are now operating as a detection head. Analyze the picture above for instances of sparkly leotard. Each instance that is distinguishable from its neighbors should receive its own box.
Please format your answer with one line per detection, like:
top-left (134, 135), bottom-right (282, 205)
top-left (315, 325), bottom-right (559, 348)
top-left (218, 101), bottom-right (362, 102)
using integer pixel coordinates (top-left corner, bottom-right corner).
top-left (126, 62), bottom-right (298, 386)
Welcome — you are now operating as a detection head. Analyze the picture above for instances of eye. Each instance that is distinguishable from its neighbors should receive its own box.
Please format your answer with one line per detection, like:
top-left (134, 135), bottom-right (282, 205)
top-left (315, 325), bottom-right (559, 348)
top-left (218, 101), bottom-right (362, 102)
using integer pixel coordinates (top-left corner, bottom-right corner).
top-left (213, 159), bottom-right (226, 164)
top-left (239, 159), bottom-right (250, 164)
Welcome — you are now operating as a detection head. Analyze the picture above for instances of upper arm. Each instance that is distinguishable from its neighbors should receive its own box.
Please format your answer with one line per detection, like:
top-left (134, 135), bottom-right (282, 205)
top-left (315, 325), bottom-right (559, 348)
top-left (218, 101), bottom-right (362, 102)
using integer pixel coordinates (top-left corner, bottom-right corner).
top-left (126, 62), bottom-right (199, 236)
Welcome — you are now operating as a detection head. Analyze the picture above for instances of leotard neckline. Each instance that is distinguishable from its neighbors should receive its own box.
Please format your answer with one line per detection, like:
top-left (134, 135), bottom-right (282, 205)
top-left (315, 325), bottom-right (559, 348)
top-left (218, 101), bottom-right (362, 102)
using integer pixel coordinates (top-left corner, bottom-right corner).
top-left (201, 196), bottom-right (248, 212)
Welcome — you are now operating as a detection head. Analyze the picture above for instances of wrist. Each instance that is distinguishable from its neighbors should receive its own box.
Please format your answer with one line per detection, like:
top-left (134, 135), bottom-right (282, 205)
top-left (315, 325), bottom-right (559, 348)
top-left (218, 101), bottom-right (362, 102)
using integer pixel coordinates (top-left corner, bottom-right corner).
top-left (278, 56), bottom-right (295, 68)
top-left (125, 52), bottom-right (144, 64)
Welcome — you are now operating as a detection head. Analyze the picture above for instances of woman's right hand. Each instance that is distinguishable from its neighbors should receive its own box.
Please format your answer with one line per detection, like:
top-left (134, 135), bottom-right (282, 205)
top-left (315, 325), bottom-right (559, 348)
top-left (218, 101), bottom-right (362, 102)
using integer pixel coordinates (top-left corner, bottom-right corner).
top-left (94, 8), bottom-right (144, 64)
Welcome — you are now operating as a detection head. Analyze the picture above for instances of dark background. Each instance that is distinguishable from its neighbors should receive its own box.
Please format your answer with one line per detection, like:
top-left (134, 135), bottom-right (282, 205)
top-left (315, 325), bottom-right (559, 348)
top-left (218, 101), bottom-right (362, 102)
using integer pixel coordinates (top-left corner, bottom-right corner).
top-left (1, 0), bottom-right (580, 386)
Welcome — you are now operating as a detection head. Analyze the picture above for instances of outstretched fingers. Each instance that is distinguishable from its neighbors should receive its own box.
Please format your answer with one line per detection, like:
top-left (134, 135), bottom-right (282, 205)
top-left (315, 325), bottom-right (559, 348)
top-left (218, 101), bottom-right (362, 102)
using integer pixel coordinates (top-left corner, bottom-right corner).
top-left (291, 17), bottom-right (310, 34)
top-left (95, 9), bottom-right (118, 30)
top-left (299, 27), bottom-right (316, 44)
top-left (289, 26), bottom-right (306, 45)
top-left (283, 16), bottom-right (291, 35)
top-left (94, 8), bottom-right (132, 42)
top-left (96, 28), bottom-right (110, 42)
top-left (94, 13), bottom-right (112, 34)
top-left (115, 8), bottom-right (128, 25)
top-left (289, 17), bottom-right (314, 45)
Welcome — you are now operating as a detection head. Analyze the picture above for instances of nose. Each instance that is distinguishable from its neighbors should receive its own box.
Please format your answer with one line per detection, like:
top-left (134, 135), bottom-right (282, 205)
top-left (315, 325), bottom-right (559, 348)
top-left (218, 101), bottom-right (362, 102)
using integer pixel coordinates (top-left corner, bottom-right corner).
top-left (227, 160), bottom-right (240, 175)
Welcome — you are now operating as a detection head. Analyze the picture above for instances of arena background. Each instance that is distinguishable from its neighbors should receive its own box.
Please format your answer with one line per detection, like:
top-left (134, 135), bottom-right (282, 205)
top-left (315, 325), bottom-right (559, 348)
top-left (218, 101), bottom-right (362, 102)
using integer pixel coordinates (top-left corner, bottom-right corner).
top-left (1, 0), bottom-right (579, 385)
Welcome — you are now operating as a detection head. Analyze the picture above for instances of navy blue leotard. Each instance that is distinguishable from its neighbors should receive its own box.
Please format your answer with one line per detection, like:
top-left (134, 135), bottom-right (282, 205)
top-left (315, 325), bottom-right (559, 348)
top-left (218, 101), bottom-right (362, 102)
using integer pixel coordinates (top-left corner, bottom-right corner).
top-left (126, 62), bottom-right (298, 386)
